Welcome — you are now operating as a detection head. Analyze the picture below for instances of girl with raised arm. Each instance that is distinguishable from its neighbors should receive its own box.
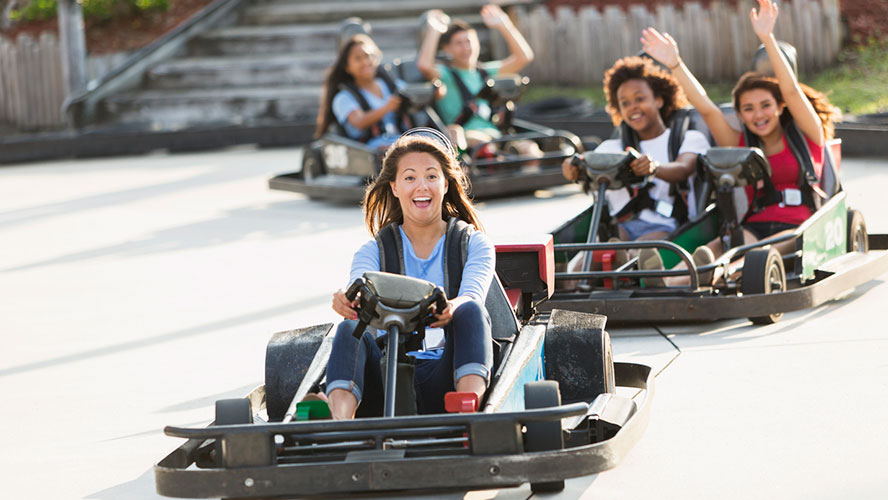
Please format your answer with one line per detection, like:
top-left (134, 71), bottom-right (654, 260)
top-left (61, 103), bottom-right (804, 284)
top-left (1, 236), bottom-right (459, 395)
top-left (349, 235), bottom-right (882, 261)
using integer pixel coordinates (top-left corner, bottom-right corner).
top-left (641, 0), bottom-right (839, 280)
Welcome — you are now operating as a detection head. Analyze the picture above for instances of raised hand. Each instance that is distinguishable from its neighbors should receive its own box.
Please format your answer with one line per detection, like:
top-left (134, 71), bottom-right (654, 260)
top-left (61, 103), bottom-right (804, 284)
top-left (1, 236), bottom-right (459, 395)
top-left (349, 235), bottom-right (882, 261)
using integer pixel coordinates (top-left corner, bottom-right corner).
top-left (750, 0), bottom-right (778, 42)
top-left (426, 9), bottom-right (450, 34)
top-left (641, 27), bottom-right (680, 69)
top-left (481, 4), bottom-right (508, 28)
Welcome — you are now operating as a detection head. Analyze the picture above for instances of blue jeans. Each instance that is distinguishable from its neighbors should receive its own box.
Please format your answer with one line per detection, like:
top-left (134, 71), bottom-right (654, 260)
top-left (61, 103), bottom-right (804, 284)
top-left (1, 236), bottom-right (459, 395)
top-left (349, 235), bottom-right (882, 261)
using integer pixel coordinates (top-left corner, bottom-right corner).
top-left (619, 217), bottom-right (677, 241)
top-left (326, 299), bottom-right (492, 415)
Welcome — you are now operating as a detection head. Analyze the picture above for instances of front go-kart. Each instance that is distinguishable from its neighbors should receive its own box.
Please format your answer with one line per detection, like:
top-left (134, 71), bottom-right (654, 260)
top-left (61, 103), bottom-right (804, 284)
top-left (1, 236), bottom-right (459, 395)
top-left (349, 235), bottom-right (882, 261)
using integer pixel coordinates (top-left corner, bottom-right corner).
top-left (541, 143), bottom-right (888, 324)
top-left (154, 238), bottom-right (653, 498)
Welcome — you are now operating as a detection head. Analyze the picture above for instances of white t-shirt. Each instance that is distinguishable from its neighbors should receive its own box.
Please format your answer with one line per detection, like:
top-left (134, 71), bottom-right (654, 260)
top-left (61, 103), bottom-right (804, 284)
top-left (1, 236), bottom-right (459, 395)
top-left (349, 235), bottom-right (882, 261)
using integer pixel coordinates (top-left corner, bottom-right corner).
top-left (594, 128), bottom-right (709, 225)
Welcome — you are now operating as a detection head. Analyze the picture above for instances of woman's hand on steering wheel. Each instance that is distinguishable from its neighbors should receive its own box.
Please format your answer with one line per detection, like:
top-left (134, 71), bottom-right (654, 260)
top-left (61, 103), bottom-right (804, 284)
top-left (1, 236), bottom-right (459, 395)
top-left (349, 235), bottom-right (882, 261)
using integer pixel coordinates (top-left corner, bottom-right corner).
top-left (332, 289), bottom-right (359, 320)
top-left (750, 0), bottom-right (778, 42)
top-left (430, 295), bottom-right (471, 328)
top-left (640, 27), bottom-right (680, 70)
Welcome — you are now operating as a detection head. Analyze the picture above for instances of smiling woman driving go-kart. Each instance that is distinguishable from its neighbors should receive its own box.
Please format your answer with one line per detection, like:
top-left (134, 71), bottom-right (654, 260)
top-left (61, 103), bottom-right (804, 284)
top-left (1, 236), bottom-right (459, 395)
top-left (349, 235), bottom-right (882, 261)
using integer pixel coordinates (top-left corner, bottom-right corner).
top-left (327, 127), bottom-right (495, 419)
top-left (560, 56), bottom-right (710, 286)
top-left (640, 0), bottom-right (841, 284)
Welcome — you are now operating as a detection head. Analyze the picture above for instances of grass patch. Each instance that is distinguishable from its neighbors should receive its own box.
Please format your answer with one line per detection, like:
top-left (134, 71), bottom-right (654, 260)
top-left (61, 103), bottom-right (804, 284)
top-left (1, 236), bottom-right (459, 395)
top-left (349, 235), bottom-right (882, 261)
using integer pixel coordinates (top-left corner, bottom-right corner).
top-left (524, 41), bottom-right (888, 117)
top-left (804, 40), bottom-right (888, 116)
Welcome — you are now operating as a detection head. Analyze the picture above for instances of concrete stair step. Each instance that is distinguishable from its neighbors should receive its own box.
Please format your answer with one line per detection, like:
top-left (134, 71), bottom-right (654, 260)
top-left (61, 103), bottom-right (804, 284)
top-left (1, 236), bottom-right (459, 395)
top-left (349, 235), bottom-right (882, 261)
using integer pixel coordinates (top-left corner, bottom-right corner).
top-left (242, 0), bottom-right (494, 25)
top-left (103, 86), bottom-right (322, 128)
top-left (146, 50), bottom-right (416, 89)
top-left (190, 14), bottom-right (490, 57)
top-left (189, 17), bottom-right (440, 56)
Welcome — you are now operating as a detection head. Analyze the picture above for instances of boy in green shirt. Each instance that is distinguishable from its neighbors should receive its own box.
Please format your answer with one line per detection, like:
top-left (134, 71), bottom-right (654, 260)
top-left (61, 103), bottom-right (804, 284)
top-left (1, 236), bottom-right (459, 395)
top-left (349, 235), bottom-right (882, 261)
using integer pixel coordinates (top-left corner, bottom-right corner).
top-left (417, 4), bottom-right (537, 156)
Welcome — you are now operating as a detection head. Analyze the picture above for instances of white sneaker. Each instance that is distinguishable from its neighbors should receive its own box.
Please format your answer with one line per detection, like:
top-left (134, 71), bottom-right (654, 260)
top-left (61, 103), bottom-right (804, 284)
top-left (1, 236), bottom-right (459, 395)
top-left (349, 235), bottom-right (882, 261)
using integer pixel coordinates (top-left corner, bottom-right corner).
top-left (692, 245), bottom-right (716, 285)
top-left (638, 248), bottom-right (665, 287)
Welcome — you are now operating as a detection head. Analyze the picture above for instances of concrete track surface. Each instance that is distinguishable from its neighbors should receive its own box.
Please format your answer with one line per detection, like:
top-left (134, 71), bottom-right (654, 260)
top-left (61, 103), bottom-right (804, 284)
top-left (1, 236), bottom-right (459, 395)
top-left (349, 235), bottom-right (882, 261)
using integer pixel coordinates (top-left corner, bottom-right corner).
top-left (1, 147), bottom-right (886, 500)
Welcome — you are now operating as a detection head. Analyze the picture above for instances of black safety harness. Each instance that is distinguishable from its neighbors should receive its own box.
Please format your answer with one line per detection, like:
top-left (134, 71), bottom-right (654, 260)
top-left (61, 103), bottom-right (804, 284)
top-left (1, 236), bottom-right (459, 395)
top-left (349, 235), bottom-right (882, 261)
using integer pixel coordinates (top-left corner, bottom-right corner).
top-left (611, 108), bottom-right (694, 224)
top-left (338, 69), bottom-right (411, 142)
top-left (741, 119), bottom-right (824, 220)
top-left (375, 217), bottom-right (473, 352)
top-left (440, 63), bottom-right (491, 126)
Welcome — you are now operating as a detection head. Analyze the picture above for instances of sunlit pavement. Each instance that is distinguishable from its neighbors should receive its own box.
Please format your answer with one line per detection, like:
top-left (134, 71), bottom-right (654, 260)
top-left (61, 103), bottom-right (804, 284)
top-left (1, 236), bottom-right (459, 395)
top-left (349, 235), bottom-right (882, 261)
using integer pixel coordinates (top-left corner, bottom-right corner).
top-left (1, 147), bottom-right (886, 499)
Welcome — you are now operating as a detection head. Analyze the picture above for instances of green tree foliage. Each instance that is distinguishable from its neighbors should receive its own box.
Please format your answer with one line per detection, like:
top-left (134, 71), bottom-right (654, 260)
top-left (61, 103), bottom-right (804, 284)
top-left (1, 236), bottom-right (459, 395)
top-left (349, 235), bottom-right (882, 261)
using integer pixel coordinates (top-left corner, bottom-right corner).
top-left (8, 0), bottom-right (170, 23)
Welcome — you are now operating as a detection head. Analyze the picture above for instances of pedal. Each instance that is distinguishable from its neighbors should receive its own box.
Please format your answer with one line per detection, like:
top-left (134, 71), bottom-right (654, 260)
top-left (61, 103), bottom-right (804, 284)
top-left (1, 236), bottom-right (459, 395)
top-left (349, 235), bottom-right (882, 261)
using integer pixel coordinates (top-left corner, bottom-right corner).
top-left (444, 392), bottom-right (479, 413)
top-left (295, 398), bottom-right (331, 421)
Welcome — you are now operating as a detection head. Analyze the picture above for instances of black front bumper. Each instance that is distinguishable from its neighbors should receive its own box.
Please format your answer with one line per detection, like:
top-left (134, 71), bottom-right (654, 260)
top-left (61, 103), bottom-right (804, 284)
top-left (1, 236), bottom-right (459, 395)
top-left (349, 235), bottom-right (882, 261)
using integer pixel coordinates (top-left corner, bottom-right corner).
top-left (155, 362), bottom-right (652, 498)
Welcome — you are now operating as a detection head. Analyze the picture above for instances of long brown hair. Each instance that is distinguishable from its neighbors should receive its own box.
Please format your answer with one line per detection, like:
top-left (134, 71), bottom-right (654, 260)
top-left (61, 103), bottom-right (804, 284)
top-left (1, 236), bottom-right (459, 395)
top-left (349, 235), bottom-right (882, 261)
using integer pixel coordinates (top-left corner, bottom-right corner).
top-left (603, 56), bottom-right (689, 127)
top-left (731, 72), bottom-right (841, 140)
top-left (362, 136), bottom-right (483, 235)
top-left (315, 34), bottom-right (381, 138)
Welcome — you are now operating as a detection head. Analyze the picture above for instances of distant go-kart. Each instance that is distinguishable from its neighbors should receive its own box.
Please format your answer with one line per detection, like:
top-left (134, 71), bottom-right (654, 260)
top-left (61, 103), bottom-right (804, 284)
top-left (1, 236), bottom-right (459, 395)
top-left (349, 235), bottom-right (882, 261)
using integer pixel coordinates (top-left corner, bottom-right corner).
top-left (268, 59), bottom-right (584, 202)
top-left (543, 142), bottom-right (888, 324)
top-left (154, 237), bottom-right (653, 498)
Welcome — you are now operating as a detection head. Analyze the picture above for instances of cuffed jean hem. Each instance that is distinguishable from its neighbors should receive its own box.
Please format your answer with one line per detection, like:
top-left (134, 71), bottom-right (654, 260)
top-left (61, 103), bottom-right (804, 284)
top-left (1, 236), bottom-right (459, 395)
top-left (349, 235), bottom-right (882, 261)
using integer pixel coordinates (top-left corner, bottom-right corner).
top-left (326, 379), bottom-right (362, 403)
top-left (454, 362), bottom-right (490, 386)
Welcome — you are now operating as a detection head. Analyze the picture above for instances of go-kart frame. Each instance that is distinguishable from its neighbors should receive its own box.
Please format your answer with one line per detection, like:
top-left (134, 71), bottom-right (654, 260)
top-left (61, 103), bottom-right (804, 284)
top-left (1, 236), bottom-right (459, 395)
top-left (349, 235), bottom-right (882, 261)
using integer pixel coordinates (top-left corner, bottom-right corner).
top-left (542, 144), bottom-right (888, 324)
top-left (268, 60), bottom-right (585, 203)
top-left (154, 239), bottom-right (653, 498)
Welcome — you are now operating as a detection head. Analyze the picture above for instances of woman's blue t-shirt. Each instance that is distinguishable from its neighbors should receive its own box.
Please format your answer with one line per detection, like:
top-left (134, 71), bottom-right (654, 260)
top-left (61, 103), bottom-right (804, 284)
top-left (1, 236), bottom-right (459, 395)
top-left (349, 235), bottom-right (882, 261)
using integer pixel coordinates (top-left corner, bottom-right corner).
top-left (332, 77), bottom-right (406, 149)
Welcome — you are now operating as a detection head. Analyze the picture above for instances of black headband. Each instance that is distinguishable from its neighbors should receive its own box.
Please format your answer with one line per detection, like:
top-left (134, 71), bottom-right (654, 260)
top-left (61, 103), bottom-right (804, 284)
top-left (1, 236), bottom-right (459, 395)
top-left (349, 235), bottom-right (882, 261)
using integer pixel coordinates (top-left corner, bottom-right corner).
top-left (399, 127), bottom-right (457, 158)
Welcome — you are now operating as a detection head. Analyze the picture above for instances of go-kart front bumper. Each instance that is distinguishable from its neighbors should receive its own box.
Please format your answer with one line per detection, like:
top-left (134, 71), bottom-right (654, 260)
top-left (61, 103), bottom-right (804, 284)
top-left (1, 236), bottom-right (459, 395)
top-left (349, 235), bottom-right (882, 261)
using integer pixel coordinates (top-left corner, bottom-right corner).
top-left (155, 362), bottom-right (652, 498)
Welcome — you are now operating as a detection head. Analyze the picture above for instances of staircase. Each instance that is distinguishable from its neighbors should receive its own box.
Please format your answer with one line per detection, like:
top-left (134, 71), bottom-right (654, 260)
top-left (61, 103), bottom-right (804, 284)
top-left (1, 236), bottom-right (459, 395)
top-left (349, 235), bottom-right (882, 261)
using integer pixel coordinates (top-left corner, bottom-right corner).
top-left (97, 0), bottom-right (517, 131)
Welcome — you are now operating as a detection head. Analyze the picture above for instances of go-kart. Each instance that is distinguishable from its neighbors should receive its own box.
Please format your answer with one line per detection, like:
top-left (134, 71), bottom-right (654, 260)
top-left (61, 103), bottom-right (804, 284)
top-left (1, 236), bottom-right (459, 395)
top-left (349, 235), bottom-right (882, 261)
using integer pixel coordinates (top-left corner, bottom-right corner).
top-left (268, 62), bottom-right (584, 202)
top-left (541, 143), bottom-right (888, 324)
top-left (154, 237), bottom-right (653, 498)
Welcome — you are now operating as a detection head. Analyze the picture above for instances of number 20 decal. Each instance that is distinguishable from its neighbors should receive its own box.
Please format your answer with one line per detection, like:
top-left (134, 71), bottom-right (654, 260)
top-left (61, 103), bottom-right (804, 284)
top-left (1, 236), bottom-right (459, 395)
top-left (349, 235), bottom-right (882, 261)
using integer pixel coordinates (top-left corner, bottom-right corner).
top-left (824, 217), bottom-right (844, 251)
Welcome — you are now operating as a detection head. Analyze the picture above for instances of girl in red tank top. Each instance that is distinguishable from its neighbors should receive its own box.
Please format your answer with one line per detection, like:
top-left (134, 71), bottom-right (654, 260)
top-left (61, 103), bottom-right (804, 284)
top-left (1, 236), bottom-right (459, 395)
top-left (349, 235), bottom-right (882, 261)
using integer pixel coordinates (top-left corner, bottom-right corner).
top-left (639, 0), bottom-right (840, 284)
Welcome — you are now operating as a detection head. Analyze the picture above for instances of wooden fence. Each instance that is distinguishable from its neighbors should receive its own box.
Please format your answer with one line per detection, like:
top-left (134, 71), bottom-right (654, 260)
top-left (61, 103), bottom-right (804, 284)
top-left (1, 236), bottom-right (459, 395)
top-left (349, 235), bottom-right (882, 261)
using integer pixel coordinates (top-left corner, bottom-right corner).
top-left (0, 32), bottom-right (67, 130)
top-left (507, 0), bottom-right (841, 86)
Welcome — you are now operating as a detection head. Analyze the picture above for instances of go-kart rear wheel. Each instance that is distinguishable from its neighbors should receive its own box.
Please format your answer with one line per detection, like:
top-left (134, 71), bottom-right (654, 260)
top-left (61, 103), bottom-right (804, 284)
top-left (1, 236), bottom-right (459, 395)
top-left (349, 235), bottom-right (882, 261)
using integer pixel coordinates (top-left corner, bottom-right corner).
top-left (544, 310), bottom-right (615, 402)
top-left (524, 381), bottom-right (565, 493)
top-left (742, 248), bottom-right (786, 324)
top-left (847, 209), bottom-right (868, 253)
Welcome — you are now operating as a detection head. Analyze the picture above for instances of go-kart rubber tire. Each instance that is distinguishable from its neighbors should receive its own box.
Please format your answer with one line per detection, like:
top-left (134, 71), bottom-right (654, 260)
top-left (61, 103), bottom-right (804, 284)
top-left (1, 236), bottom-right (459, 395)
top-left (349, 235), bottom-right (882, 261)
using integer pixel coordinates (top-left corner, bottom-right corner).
top-left (543, 310), bottom-right (615, 402)
top-left (524, 381), bottom-right (565, 493)
top-left (742, 248), bottom-right (786, 324)
top-left (847, 209), bottom-right (868, 253)
top-left (265, 325), bottom-right (330, 422)
top-left (215, 398), bottom-right (252, 425)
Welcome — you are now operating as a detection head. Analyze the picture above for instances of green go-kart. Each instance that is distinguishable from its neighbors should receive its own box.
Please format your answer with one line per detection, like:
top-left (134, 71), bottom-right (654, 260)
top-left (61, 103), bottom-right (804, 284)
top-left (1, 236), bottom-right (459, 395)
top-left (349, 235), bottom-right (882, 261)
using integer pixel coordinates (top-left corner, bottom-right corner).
top-left (543, 141), bottom-right (888, 324)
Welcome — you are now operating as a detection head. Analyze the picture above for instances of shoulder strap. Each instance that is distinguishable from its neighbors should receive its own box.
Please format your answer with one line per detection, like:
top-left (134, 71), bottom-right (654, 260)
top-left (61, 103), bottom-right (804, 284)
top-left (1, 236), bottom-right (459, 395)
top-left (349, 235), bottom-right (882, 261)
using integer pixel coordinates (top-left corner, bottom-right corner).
top-left (375, 68), bottom-right (411, 133)
top-left (740, 125), bottom-right (784, 212)
top-left (442, 217), bottom-right (474, 299)
top-left (668, 108), bottom-right (690, 162)
top-left (784, 120), bottom-right (822, 209)
top-left (376, 223), bottom-right (405, 275)
top-left (443, 63), bottom-right (481, 126)
top-left (338, 82), bottom-right (377, 142)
